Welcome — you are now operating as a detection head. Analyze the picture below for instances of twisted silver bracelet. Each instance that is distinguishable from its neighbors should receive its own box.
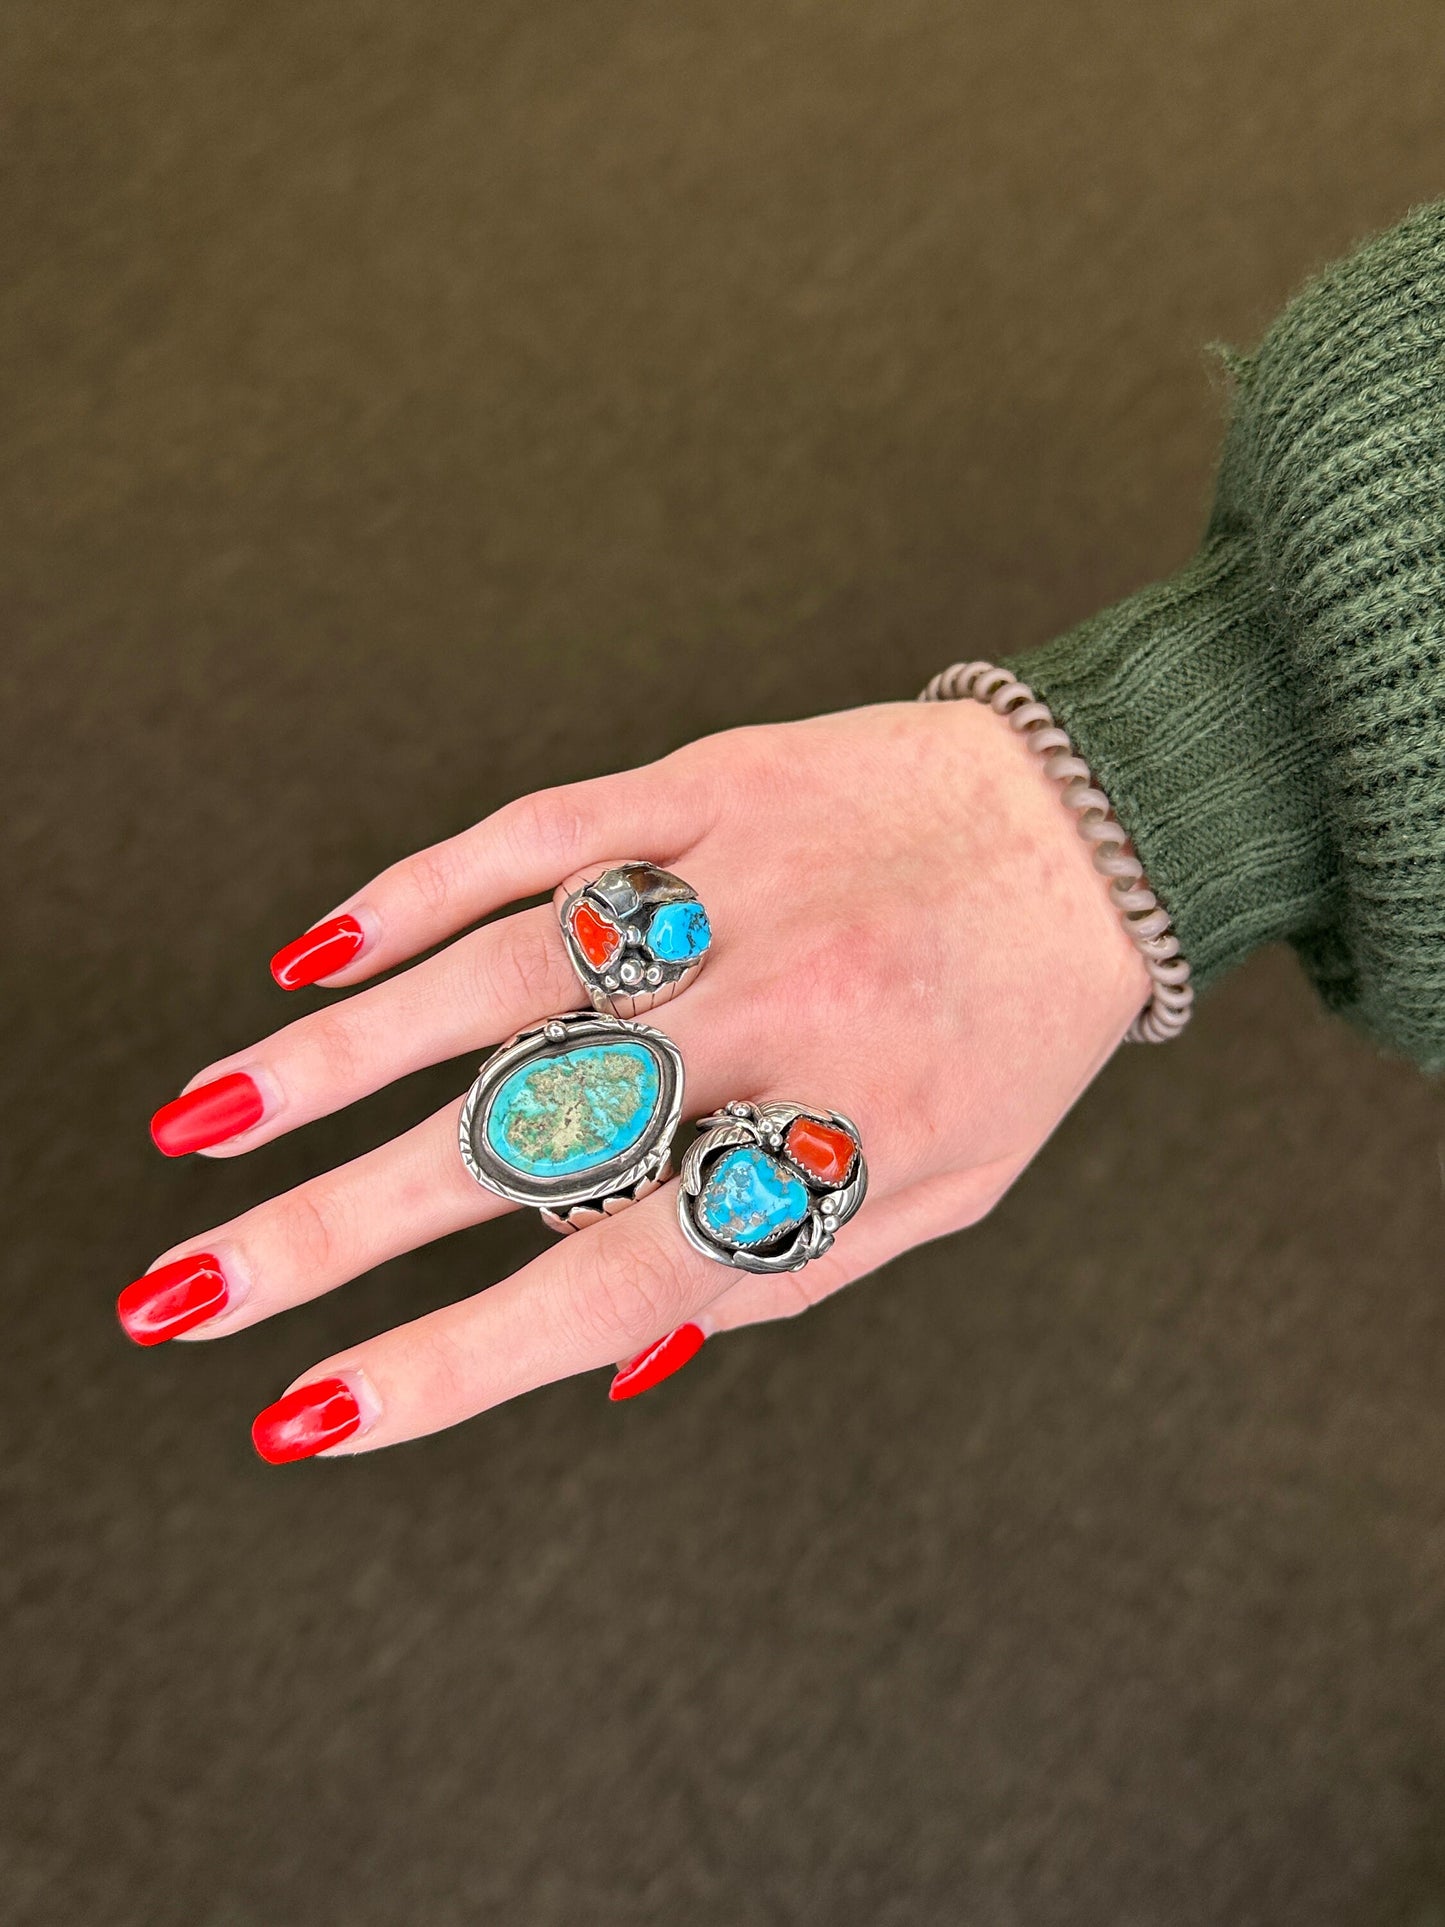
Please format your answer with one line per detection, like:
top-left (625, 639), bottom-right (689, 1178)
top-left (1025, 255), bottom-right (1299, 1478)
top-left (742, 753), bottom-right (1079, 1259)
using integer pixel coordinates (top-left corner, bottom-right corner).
top-left (919, 661), bottom-right (1193, 1043)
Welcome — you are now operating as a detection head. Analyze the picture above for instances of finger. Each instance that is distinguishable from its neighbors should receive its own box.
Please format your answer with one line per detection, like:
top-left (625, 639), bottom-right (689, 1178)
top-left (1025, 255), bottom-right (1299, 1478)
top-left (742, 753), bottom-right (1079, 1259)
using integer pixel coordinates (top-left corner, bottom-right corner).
top-left (165, 904), bottom-right (579, 1158)
top-left (605, 1167), bottom-right (1012, 1399)
top-left (602, 1160), bottom-right (1027, 1398)
top-left (246, 1183), bottom-right (735, 1457)
top-left (601, 1181), bottom-right (944, 1398)
top-left (127, 1097), bottom-right (498, 1344)
top-left (156, 836), bottom-right (751, 1159)
top-left (692, 1160), bottom-right (1022, 1335)
top-left (250, 1162), bottom-right (954, 1459)
top-left (276, 761), bottom-right (716, 991)
top-left (130, 1000), bottom-right (781, 1342)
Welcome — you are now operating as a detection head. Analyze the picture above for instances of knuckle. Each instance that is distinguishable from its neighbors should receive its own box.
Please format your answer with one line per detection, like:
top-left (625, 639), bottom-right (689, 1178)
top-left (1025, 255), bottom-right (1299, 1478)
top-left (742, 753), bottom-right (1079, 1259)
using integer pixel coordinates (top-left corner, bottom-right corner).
top-left (651, 737), bottom-right (732, 820)
top-left (775, 923), bottom-right (888, 1034)
top-left (790, 1271), bottom-right (837, 1314)
top-left (412, 1318), bottom-right (474, 1414)
top-left (936, 1167), bottom-right (1011, 1234)
top-left (491, 919), bottom-right (568, 1017)
top-left (301, 1006), bottom-right (368, 1088)
top-left (406, 840), bottom-right (462, 918)
top-left (561, 1231), bottom-right (683, 1355)
top-left (768, 1274), bottom-right (817, 1320)
top-left (680, 721), bottom-right (765, 781)
top-left (726, 723), bottom-right (817, 800)
top-left (957, 1179), bottom-right (1009, 1231)
top-left (502, 786), bottom-right (591, 871)
top-left (278, 1182), bottom-right (349, 1279)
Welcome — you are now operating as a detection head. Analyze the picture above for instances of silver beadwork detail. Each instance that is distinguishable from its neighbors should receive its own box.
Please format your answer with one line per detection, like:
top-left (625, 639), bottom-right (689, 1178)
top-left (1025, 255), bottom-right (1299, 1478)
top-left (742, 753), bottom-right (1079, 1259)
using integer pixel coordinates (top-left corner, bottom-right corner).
top-left (919, 661), bottom-right (1194, 1043)
top-left (555, 861), bottom-right (712, 1019)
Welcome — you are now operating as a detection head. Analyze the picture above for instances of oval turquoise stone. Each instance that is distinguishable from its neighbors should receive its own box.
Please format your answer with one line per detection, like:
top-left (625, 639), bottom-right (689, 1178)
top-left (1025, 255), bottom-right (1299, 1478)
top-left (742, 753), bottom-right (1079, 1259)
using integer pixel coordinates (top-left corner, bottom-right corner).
top-left (697, 1146), bottom-right (809, 1249)
top-left (485, 1041), bottom-right (661, 1179)
top-left (646, 899), bottom-right (711, 963)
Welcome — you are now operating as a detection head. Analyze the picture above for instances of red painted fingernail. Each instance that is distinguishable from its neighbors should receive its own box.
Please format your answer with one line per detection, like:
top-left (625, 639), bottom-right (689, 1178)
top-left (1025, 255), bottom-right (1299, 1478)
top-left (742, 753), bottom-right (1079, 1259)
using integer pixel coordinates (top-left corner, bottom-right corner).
top-left (608, 1324), bottom-right (706, 1402)
top-left (150, 1072), bottom-right (265, 1156)
top-left (117, 1252), bottom-right (229, 1346)
top-left (251, 1377), bottom-right (362, 1464)
top-left (270, 913), bottom-right (367, 990)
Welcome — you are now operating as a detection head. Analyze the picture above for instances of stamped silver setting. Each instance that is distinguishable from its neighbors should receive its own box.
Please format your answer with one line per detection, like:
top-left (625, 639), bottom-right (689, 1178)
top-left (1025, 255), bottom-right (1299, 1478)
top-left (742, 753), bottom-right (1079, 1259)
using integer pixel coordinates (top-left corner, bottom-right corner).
top-left (459, 1011), bottom-right (684, 1236)
top-left (555, 861), bottom-right (711, 1018)
top-left (678, 1100), bottom-right (867, 1274)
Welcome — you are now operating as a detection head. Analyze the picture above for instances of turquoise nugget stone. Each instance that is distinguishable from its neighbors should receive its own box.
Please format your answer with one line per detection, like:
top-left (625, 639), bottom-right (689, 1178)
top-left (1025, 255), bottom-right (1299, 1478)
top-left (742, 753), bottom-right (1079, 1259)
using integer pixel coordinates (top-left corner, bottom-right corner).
top-left (646, 899), bottom-right (711, 962)
top-left (697, 1146), bottom-right (809, 1248)
top-left (485, 1041), bottom-right (661, 1178)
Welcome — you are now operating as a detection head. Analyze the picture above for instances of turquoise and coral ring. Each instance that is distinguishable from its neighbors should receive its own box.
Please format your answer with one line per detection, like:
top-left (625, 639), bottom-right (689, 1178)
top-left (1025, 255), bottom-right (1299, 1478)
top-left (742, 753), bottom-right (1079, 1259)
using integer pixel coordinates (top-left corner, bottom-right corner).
top-left (460, 1011), bottom-right (685, 1235)
top-left (555, 861), bottom-right (712, 1018)
top-left (677, 1101), bottom-right (867, 1274)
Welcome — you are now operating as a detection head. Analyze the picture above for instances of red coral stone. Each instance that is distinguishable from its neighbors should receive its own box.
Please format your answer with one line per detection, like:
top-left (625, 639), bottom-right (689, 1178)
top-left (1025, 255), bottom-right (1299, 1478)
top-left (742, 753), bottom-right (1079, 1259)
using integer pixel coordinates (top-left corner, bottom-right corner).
top-left (570, 899), bottom-right (622, 969)
top-left (784, 1115), bottom-right (856, 1186)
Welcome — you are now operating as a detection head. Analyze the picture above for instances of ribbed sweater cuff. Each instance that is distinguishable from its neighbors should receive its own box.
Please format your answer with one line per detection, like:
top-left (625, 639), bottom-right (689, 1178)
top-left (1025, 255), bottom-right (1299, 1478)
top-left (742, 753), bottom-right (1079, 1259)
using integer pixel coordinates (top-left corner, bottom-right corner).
top-left (1003, 533), bottom-right (1337, 994)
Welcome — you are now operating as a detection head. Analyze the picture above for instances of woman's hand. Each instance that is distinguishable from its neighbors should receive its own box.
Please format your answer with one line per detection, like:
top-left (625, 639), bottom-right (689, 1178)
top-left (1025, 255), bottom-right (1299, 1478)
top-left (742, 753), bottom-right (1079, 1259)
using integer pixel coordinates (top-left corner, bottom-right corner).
top-left (122, 700), bottom-right (1149, 1458)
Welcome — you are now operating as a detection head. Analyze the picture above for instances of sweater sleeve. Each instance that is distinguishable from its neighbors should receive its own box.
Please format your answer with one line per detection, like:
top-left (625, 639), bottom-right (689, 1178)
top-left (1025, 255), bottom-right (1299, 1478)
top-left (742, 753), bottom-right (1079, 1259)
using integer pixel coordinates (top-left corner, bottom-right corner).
top-left (1004, 200), bottom-right (1445, 1071)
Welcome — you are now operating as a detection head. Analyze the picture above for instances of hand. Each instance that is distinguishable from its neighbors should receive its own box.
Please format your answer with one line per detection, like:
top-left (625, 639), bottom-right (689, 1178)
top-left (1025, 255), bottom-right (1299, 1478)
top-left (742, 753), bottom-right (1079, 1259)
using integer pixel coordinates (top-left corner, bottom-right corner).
top-left (122, 700), bottom-right (1149, 1458)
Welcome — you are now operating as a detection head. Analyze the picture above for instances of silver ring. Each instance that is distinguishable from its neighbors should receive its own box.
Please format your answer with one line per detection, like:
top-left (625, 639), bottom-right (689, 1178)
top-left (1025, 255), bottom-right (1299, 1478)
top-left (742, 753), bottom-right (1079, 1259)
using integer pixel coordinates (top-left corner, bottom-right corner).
top-left (677, 1101), bottom-right (867, 1273)
top-left (460, 1011), bottom-right (684, 1236)
top-left (555, 862), bottom-right (711, 1018)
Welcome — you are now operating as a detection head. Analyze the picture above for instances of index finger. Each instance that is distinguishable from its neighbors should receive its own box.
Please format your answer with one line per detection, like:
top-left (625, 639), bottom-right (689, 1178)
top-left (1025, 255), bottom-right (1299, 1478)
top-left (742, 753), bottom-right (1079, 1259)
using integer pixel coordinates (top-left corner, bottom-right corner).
top-left (271, 758), bottom-right (716, 991)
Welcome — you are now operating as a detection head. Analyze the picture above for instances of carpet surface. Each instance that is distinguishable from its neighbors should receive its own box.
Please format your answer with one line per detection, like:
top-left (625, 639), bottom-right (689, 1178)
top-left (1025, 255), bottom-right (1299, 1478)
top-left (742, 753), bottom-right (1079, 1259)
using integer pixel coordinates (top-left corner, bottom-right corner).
top-left (5, 4), bottom-right (1445, 1921)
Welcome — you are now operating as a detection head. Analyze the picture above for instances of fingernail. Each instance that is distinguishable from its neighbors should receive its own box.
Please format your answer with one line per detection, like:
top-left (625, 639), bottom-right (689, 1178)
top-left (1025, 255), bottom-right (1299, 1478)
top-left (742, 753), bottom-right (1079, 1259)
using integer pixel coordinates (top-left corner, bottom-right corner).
top-left (150, 1072), bottom-right (265, 1156)
top-left (251, 1377), bottom-right (364, 1464)
top-left (270, 913), bottom-right (367, 990)
top-left (608, 1323), bottom-right (706, 1402)
top-left (117, 1252), bottom-right (229, 1346)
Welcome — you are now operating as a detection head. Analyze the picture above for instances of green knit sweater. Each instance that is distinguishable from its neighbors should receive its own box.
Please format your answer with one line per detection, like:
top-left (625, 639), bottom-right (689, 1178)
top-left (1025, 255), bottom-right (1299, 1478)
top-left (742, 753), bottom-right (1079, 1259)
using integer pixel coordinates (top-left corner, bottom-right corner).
top-left (1006, 200), bottom-right (1445, 1071)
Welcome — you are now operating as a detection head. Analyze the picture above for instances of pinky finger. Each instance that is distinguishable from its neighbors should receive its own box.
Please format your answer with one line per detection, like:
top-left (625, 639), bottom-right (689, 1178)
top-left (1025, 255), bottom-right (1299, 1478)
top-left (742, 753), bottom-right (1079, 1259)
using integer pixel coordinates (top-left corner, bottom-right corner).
top-left (610, 1161), bottom-right (1021, 1399)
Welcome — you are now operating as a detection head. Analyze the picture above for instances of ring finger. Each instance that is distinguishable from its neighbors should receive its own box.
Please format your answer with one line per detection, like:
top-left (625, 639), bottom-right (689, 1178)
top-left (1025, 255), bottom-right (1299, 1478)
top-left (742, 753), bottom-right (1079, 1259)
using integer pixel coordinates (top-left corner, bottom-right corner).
top-left (126, 1098), bottom-right (496, 1343)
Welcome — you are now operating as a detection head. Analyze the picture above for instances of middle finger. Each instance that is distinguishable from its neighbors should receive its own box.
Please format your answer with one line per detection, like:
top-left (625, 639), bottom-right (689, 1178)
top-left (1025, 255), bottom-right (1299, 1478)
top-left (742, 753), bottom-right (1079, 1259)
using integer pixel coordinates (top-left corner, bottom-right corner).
top-left (134, 1097), bottom-right (496, 1341)
top-left (153, 904), bottom-right (585, 1159)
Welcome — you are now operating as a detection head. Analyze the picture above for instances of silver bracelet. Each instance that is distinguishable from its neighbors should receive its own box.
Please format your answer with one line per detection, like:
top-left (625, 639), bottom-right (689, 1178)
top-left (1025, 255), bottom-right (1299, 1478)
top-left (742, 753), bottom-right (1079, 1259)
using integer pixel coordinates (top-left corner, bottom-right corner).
top-left (919, 661), bottom-right (1193, 1043)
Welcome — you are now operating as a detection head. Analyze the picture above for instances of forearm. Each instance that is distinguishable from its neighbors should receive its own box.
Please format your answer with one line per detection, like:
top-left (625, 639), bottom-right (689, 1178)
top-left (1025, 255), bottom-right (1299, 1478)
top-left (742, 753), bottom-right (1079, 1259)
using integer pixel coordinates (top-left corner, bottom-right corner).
top-left (1006, 199), bottom-right (1445, 1070)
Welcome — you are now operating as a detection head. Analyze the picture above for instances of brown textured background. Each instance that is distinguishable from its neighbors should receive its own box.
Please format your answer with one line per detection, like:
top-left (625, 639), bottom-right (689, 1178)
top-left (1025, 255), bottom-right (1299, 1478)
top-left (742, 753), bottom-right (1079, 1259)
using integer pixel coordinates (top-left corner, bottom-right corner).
top-left (6, 3), bottom-right (1445, 1922)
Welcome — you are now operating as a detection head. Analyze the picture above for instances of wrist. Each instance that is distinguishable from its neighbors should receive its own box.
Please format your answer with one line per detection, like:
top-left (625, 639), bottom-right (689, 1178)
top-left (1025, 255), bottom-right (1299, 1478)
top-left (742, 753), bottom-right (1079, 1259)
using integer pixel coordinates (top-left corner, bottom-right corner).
top-left (922, 669), bottom-right (1176, 1044)
top-left (1003, 532), bottom-right (1333, 1005)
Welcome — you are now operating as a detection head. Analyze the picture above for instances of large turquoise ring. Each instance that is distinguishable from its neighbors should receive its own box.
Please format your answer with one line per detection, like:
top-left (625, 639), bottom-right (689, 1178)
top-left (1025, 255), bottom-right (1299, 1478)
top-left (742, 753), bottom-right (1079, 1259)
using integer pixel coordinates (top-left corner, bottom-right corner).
top-left (460, 1011), bottom-right (685, 1235)
top-left (678, 1101), bottom-right (867, 1274)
